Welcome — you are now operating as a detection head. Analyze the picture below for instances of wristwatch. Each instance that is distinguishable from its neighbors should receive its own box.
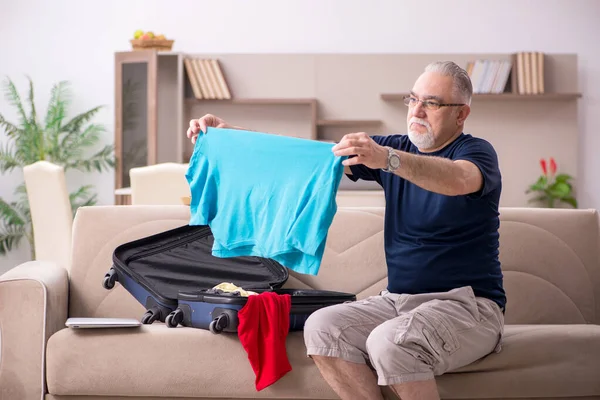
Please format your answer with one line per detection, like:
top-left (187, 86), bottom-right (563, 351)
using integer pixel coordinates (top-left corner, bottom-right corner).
top-left (382, 146), bottom-right (401, 173)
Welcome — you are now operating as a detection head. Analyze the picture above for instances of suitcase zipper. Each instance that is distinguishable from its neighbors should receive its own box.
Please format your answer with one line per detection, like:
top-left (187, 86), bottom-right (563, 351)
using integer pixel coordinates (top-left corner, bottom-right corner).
top-left (123, 228), bottom-right (210, 264)
top-left (262, 259), bottom-right (288, 290)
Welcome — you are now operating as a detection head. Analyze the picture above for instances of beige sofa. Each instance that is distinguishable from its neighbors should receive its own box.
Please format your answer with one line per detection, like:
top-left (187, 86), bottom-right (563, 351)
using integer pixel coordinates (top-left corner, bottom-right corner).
top-left (2, 205), bottom-right (600, 400)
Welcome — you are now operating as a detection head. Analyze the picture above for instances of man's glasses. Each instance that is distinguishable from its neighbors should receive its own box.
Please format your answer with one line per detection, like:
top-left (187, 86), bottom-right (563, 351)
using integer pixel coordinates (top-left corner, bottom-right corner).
top-left (403, 96), bottom-right (465, 111)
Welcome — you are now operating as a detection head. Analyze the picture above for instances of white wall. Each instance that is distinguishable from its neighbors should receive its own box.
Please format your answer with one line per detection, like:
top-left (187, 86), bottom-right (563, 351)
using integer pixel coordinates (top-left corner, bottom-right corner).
top-left (1, 0), bottom-right (599, 272)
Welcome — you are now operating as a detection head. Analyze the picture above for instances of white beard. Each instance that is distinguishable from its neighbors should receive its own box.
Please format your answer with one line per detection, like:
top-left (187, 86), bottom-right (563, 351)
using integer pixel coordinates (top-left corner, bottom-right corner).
top-left (407, 118), bottom-right (435, 149)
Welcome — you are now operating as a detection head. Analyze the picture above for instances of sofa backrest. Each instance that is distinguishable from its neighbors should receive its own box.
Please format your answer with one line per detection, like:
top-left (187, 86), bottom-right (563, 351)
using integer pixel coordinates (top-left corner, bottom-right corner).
top-left (68, 206), bottom-right (600, 325)
top-left (496, 207), bottom-right (599, 325)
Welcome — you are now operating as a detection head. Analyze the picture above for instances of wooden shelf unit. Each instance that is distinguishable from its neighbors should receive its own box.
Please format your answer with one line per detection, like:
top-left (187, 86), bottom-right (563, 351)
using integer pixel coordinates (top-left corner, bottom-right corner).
top-left (114, 51), bottom-right (582, 207)
top-left (317, 119), bottom-right (382, 127)
top-left (185, 97), bottom-right (317, 105)
top-left (184, 96), bottom-right (385, 141)
top-left (381, 93), bottom-right (582, 101)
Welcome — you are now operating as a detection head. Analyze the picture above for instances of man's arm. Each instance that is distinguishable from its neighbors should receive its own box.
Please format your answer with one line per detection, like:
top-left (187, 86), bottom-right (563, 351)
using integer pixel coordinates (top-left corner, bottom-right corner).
top-left (332, 133), bottom-right (482, 196)
top-left (391, 150), bottom-right (482, 196)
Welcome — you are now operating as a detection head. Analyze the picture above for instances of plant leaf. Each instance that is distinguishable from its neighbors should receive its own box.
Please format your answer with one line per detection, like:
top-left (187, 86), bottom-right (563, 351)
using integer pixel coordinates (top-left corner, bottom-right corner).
top-left (0, 113), bottom-right (25, 138)
top-left (555, 173), bottom-right (573, 183)
top-left (0, 197), bottom-right (26, 226)
top-left (69, 185), bottom-right (98, 216)
top-left (1, 78), bottom-right (45, 166)
top-left (14, 183), bottom-right (27, 195)
top-left (548, 182), bottom-right (571, 198)
top-left (11, 129), bottom-right (41, 167)
top-left (561, 196), bottom-right (578, 208)
top-left (6, 184), bottom-right (31, 223)
top-left (27, 76), bottom-right (38, 132)
top-left (44, 81), bottom-right (71, 162)
top-left (44, 81), bottom-right (70, 131)
top-left (2, 77), bottom-right (32, 134)
top-left (0, 223), bottom-right (27, 255)
top-left (57, 123), bottom-right (106, 166)
top-left (64, 144), bottom-right (115, 173)
top-left (528, 176), bottom-right (548, 192)
top-left (0, 142), bottom-right (22, 173)
top-left (61, 105), bottom-right (104, 135)
top-left (12, 200), bottom-right (30, 222)
top-left (69, 185), bottom-right (93, 202)
top-left (14, 183), bottom-right (30, 206)
top-left (56, 105), bottom-right (105, 163)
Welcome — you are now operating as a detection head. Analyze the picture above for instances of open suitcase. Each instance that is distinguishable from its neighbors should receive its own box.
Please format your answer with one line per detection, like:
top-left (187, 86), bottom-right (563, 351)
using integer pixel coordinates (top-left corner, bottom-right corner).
top-left (102, 224), bottom-right (356, 333)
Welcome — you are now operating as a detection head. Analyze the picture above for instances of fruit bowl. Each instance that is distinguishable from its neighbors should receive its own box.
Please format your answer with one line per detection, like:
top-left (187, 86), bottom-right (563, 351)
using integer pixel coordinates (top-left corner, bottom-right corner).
top-left (130, 30), bottom-right (174, 51)
top-left (130, 38), bottom-right (174, 51)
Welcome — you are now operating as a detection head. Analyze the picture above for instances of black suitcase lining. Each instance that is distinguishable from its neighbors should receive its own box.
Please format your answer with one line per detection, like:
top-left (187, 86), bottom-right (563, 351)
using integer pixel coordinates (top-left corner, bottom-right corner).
top-left (112, 225), bottom-right (287, 300)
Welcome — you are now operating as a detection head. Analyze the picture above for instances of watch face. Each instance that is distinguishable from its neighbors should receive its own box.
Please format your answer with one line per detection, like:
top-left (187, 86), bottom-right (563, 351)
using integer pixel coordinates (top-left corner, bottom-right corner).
top-left (390, 155), bottom-right (400, 169)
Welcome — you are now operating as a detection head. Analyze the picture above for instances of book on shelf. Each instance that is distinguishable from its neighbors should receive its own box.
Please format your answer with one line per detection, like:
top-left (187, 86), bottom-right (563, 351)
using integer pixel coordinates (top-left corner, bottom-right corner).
top-left (466, 52), bottom-right (545, 96)
top-left (514, 51), bottom-right (545, 95)
top-left (184, 57), bottom-right (232, 100)
top-left (466, 59), bottom-right (512, 94)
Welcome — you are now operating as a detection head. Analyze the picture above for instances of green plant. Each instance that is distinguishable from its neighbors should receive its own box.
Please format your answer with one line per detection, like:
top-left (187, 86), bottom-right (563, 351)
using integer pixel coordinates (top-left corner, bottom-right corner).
top-left (0, 76), bottom-right (114, 258)
top-left (526, 157), bottom-right (577, 208)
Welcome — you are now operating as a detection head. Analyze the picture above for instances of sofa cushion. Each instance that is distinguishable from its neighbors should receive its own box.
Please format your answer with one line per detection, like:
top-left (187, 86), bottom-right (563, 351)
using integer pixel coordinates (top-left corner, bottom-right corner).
top-left (438, 324), bottom-right (600, 399)
top-left (47, 323), bottom-right (600, 399)
top-left (497, 208), bottom-right (600, 325)
top-left (46, 324), bottom-right (338, 398)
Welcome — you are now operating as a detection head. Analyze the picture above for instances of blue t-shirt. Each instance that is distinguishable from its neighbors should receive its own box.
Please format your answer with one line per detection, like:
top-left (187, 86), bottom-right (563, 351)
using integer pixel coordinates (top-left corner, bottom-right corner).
top-left (348, 133), bottom-right (506, 310)
top-left (185, 127), bottom-right (346, 276)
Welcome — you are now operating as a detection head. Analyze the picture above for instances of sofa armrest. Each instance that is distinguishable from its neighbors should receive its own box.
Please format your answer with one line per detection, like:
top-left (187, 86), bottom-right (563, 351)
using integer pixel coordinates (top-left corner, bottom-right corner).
top-left (0, 261), bottom-right (69, 400)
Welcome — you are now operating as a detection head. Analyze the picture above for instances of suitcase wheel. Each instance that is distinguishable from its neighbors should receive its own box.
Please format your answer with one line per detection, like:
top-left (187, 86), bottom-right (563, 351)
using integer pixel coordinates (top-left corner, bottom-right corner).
top-left (209, 313), bottom-right (229, 334)
top-left (141, 307), bottom-right (161, 324)
top-left (165, 309), bottom-right (183, 328)
top-left (102, 268), bottom-right (118, 290)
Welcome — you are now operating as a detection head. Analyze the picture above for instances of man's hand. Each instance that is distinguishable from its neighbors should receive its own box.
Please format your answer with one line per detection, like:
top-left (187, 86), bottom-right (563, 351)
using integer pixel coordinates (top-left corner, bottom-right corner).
top-left (332, 132), bottom-right (388, 169)
top-left (186, 114), bottom-right (234, 144)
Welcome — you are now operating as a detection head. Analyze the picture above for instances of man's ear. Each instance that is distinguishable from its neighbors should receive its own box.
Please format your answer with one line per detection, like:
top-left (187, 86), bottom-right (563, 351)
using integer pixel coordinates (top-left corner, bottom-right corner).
top-left (456, 105), bottom-right (471, 125)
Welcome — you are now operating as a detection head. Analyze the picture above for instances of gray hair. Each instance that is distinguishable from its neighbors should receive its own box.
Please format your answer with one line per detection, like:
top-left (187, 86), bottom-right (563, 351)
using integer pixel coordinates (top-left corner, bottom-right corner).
top-left (425, 61), bottom-right (472, 105)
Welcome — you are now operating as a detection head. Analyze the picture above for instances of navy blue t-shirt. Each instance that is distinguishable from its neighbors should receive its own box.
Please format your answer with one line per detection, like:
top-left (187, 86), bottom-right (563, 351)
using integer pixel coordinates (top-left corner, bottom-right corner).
top-left (348, 133), bottom-right (506, 310)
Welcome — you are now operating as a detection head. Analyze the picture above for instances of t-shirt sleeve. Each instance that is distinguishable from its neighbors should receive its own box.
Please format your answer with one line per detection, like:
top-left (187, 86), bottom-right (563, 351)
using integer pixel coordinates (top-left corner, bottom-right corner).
top-left (454, 138), bottom-right (501, 198)
top-left (346, 135), bottom-right (396, 185)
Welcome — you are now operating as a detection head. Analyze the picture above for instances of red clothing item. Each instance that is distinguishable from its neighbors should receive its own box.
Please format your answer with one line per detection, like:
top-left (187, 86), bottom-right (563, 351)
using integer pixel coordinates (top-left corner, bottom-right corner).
top-left (237, 291), bottom-right (292, 391)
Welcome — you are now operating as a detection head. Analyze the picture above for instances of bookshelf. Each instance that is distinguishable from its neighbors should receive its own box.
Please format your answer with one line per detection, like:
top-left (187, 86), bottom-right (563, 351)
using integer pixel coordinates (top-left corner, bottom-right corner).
top-left (114, 51), bottom-right (582, 207)
top-left (185, 98), bottom-right (317, 105)
top-left (317, 119), bottom-right (382, 127)
top-left (381, 93), bottom-right (582, 101)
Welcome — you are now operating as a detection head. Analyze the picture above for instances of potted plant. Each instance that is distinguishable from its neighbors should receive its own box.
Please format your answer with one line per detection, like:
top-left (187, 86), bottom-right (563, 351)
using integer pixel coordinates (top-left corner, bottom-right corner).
top-left (526, 157), bottom-right (577, 208)
top-left (0, 76), bottom-right (115, 258)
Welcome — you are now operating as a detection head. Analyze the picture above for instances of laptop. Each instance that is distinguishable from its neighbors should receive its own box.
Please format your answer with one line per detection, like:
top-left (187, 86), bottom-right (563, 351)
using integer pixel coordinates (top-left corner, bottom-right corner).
top-left (65, 317), bottom-right (142, 329)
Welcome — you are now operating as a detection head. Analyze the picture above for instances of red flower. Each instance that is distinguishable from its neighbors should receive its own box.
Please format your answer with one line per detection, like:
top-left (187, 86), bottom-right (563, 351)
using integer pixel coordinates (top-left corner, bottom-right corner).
top-left (549, 157), bottom-right (557, 176)
top-left (540, 158), bottom-right (547, 176)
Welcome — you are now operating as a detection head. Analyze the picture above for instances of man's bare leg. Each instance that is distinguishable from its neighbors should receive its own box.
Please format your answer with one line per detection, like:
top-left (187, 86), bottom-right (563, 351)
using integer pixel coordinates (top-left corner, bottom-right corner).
top-left (392, 379), bottom-right (440, 400)
top-left (312, 355), bottom-right (384, 400)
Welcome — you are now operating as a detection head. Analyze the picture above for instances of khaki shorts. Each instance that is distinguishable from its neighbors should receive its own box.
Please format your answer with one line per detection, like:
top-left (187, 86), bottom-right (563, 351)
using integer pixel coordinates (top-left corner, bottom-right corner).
top-left (303, 286), bottom-right (504, 386)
